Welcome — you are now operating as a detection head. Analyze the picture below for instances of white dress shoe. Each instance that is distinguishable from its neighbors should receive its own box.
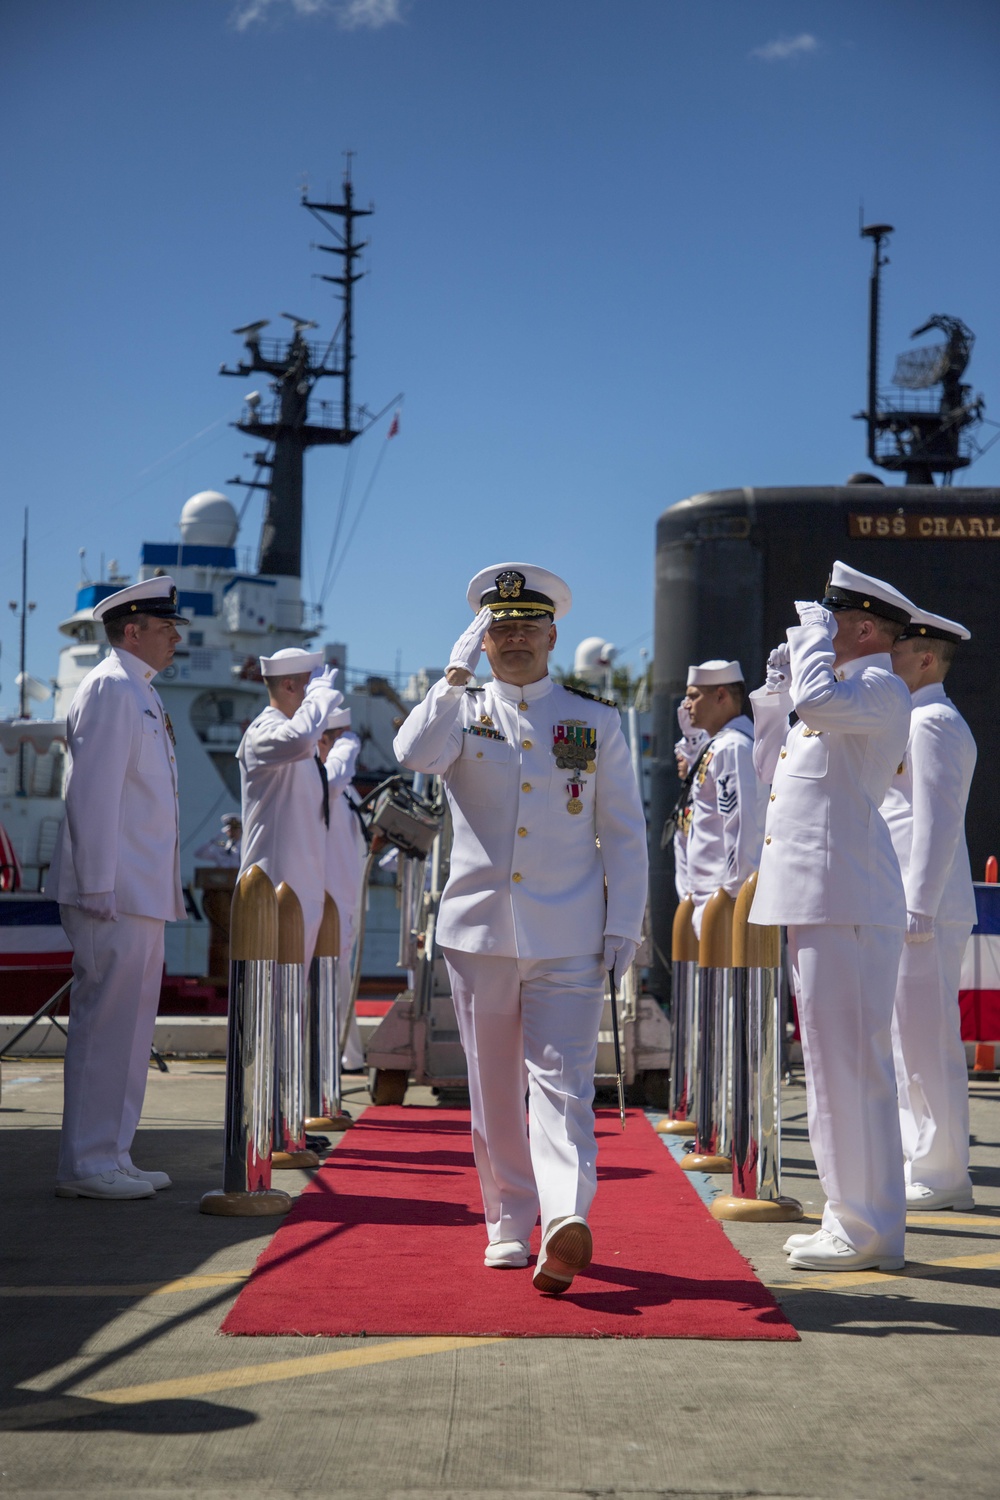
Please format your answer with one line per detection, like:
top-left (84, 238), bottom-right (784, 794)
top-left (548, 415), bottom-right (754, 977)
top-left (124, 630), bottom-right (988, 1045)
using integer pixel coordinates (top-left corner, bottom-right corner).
top-left (484, 1239), bottom-right (529, 1269)
top-left (787, 1229), bottom-right (903, 1272)
top-left (783, 1229), bottom-right (822, 1254)
top-left (56, 1170), bottom-right (155, 1201)
top-left (120, 1165), bottom-right (173, 1191)
top-left (905, 1182), bottom-right (975, 1212)
top-left (532, 1215), bottom-right (592, 1295)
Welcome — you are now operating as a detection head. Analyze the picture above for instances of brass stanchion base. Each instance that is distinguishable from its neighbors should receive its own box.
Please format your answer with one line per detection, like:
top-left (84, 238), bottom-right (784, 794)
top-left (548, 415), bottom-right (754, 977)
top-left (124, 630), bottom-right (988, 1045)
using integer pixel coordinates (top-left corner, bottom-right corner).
top-left (272, 1149), bottom-right (321, 1170)
top-left (305, 1113), bottom-right (354, 1132)
top-left (710, 1193), bottom-right (804, 1222)
top-left (656, 1118), bottom-right (696, 1135)
top-left (680, 1152), bottom-right (732, 1174)
top-left (199, 1188), bottom-right (292, 1217)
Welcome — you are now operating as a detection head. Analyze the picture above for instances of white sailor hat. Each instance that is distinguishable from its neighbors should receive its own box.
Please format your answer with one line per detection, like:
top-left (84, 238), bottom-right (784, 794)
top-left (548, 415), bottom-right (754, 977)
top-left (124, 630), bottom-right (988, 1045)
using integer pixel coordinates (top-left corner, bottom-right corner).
top-left (466, 563), bottom-right (572, 621)
top-left (325, 706), bottom-right (352, 728)
top-left (899, 607), bottom-right (971, 645)
top-left (687, 659), bottom-right (744, 687)
top-left (821, 561), bottom-right (914, 627)
top-left (259, 647), bottom-right (324, 677)
top-left (93, 575), bottom-right (189, 626)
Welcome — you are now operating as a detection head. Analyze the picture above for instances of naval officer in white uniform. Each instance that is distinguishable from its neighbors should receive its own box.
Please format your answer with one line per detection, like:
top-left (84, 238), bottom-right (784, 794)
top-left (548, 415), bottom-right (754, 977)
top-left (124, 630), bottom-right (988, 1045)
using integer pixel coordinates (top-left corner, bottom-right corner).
top-left (319, 706), bottom-right (368, 1071)
top-left (48, 577), bottom-right (189, 1199)
top-left (394, 564), bottom-right (648, 1294)
top-left (884, 607), bottom-right (977, 1211)
top-left (237, 648), bottom-right (342, 968)
top-left (681, 660), bottom-right (767, 934)
top-left (750, 561), bottom-right (914, 1271)
top-left (669, 702), bottom-right (709, 902)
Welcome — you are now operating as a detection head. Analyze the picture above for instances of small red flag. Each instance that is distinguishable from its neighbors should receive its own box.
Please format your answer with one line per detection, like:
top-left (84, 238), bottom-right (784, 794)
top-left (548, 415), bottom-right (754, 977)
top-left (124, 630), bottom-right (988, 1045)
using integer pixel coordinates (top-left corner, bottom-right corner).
top-left (387, 409), bottom-right (400, 439)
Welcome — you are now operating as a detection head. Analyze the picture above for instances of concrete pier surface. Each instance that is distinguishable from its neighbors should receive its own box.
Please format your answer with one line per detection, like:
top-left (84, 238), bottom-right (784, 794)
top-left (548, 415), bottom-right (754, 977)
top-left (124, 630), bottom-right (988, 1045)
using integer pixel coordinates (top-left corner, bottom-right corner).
top-left (1, 1057), bottom-right (998, 1500)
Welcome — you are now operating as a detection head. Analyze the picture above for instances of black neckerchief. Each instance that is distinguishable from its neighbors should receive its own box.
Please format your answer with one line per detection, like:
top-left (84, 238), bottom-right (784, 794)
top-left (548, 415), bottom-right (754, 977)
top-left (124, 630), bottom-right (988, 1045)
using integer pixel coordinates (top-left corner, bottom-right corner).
top-left (660, 739), bottom-right (713, 851)
top-left (315, 753), bottom-right (330, 828)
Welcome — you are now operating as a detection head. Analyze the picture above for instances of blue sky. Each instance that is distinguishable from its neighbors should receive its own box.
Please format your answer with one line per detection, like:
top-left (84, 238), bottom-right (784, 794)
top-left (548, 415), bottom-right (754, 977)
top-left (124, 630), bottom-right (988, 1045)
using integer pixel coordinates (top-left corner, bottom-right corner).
top-left (2, 0), bottom-right (998, 709)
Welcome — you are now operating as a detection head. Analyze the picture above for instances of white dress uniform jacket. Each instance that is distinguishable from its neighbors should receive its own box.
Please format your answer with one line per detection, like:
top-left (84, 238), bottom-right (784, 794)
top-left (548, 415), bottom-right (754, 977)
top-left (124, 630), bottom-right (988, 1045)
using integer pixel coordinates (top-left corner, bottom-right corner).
top-left (392, 673), bottom-right (648, 957)
top-left (749, 626), bottom-right (911, 928)
top-left (47, 647), bottom-right (185, 921)
top-left (880, 683), bottom-right (977, 927)
top-left (686, 715), bottom-right (766, 919)
top-left (237, 697), bottom-right (331, 958)
top-left (324, 731), bottom-right (367, 939)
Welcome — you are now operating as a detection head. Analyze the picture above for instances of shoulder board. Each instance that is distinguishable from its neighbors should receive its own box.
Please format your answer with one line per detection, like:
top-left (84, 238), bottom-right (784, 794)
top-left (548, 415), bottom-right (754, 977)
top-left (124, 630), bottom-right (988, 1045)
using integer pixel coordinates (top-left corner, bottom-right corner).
top-left (464, 686), bottom-right (485, 694)
top-left (563, 683), bottom-right (617, 708)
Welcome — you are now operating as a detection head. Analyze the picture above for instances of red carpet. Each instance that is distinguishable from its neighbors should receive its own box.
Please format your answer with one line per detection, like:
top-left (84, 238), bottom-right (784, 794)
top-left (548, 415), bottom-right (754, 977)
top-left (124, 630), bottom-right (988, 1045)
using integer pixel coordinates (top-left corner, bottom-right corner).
top-left (221, 1107), bottom-right (797, 1340)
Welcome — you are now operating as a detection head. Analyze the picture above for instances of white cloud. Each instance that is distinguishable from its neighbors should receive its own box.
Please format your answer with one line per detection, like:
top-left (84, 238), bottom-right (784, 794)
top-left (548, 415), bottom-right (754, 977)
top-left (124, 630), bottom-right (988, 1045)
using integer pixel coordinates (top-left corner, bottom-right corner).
top-left (230, 0), bottom-right (404, 33)
top-left (750, 33), bottom-right (819, 63)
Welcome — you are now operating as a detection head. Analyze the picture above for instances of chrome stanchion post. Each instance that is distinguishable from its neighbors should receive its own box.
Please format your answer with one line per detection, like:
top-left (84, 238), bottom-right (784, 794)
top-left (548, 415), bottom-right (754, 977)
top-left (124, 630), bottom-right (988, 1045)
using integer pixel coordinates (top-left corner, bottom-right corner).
top-left (711, 872), bottom-right (803, 1222)
top-left (657, 895), bottom-right (699, 1136)
top-left (681, 887), bottom-right (734, 1174)
top-left (271, 882), bottom-right (320, 1171)
top-left (200, 865), bottom-right (291, 1217)
top-left (306, 894), bottom-right (353, 1133)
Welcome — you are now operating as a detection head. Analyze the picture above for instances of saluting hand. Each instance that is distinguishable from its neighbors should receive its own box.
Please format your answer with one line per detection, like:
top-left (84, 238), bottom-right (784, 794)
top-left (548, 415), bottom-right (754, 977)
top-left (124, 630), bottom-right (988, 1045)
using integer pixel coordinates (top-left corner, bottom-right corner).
top-left (794, 600), bottom-right (837, 636)
top-left (765, 642), bottom-right (791, 693)
top-left (446, 606), bottom-right (493, 685)
top-left (306, 664), bottom-right (339, 695)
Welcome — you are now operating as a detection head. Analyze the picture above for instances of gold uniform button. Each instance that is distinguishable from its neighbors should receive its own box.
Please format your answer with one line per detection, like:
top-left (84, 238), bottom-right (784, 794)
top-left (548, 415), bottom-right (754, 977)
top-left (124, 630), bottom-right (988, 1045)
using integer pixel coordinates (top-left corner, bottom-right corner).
top-left (780, 749), bottom-right (787, 759)
top-left (512, 872), bottom-right (522, 883)
top-left (522, 782), bottom-right (532, 792)
top-left (518, 700), bottom-right (528, 710)
top-left (523, 739), bottom-right (533, 749)
top-left (476, 751), bottom-right (484, 758)
top-left (518, 827), bottom-right (527, 837)
top-left (765, 836), bottom-right (772, 845)
top-left (769, 792), bottom-right (775, 801)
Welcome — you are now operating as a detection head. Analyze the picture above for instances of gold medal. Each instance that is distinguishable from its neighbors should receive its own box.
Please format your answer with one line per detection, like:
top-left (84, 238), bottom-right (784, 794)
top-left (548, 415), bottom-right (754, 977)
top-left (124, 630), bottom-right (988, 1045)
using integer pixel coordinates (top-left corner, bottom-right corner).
top-left (567, 797), bottom-right (583, 815)
top-left (585, 759), bottom-right (596, 774)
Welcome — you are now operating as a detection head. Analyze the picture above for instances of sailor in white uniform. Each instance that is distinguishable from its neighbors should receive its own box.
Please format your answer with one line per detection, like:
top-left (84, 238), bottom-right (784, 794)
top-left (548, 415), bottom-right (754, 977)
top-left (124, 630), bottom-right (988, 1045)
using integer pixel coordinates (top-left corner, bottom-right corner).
top-left (669, 702), bottom-right (709, 902)
top-left (681, 660), bottom-right (767, 934)
top-left (884, 607), bottom-right (977, 1211)
top-left (47, 577), bottom-right (188, 1199)
top-left (750, 561), bottom-right (914, 1271)
top-left (319, 706), bottom-right (368, 1071)
top-left (394, 564), bottom-right (648, 1294)
top-left (237, 648), bottom-right (342, 968)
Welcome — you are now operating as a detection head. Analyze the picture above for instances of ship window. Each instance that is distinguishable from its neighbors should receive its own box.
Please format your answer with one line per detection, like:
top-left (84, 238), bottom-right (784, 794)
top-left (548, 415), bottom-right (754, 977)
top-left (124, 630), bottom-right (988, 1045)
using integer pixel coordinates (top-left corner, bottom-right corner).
top-left (189, 631), bottom-right (204, 646)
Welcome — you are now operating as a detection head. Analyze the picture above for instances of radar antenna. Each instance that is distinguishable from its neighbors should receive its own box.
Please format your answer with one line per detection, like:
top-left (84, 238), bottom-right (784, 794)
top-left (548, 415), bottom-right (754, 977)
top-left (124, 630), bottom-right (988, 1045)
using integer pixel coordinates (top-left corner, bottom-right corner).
top-left (856, 225), bottom-right (985, 485)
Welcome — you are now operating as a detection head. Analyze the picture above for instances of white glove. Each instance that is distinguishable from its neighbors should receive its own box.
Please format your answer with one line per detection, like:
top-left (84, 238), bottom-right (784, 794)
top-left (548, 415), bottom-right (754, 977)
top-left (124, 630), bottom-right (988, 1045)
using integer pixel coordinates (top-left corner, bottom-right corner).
top-left (794, 600), bottom-right (837, 636)
top-left (447, 606), bottom-right (493, 676)
top-left (78, 891), bottom-right (117, 921)
top-left (306, 664), bottom-right (339, 696)
top-left (905, 911), bottom-right (935, 944)
top-left (603, 934), bottom-right (638, 988)
top-left (765, 642), bottom-right (791, 694)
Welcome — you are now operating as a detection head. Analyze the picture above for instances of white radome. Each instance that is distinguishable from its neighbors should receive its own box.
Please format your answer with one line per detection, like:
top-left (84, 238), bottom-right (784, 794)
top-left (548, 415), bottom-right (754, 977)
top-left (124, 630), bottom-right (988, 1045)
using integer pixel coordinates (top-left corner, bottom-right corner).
top-left (179, 491), bottom-right (239, 548)
top-left (573, 637), bottom-right (617, 676)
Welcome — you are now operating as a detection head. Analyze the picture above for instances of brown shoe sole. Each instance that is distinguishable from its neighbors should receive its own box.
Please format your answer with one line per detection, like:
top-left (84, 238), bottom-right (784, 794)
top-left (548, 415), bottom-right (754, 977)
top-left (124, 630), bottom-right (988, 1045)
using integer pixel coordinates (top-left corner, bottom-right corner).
top-left (532, 1220), bottom-right (593, 1295)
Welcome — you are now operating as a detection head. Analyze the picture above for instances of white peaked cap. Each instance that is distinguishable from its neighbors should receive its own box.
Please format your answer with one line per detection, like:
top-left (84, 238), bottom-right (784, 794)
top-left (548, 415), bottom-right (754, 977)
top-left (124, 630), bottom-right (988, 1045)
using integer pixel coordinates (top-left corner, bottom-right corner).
top-left (687, 659), bottom-right (744, 687)
top-left (325, 706), bottom-right (352, 728)
top-left (466, 562), bottom-right (572, 621)
top-left (93, 575), bottom-right (189, 624)
top-left (259, 647), bottom-right (324, 677)
top-left (901, 607), bottom-right (971, 644)
top-left (822, 561), bottom-right (914, 626)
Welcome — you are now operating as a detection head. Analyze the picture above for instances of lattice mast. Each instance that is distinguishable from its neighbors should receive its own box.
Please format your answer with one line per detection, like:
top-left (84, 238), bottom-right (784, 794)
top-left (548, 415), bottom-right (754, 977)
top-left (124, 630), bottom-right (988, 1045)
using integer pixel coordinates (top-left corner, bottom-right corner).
top-left (857, 223), bottom-right (984, 486)
top-left (220, 169), bottom-right (372, 574)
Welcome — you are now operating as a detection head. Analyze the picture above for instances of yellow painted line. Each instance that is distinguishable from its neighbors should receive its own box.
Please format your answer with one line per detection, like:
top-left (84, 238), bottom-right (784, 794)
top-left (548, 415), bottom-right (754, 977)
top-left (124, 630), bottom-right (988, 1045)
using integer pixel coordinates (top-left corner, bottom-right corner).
top-left (905, 1212), bottom-right (1000, 1228)
top-left (769, 1247), bottom-right (1000, 1294)
top-left (0, 1272), bottom-right (252, 1298)
top-left (3, 1337), bottom-right (503, 1428)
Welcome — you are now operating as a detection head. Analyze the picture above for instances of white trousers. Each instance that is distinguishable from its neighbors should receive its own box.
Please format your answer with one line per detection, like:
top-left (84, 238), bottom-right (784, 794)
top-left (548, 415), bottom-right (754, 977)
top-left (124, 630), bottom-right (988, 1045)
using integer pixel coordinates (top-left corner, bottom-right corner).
top-left (58, 905), bottom-right (165, 1182)
top-left (787, 923), bottom-right (906, 1257)
top-left (891, 924), bottom-right (972, 1194)
top-left (442, 948), bottom-right (605, 1245)
top-left (338, 925), bottom-right (365, 1071)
